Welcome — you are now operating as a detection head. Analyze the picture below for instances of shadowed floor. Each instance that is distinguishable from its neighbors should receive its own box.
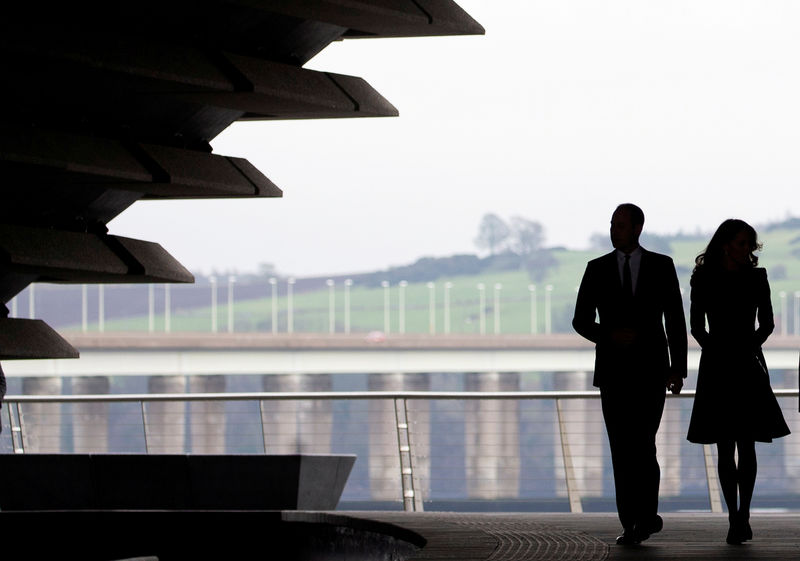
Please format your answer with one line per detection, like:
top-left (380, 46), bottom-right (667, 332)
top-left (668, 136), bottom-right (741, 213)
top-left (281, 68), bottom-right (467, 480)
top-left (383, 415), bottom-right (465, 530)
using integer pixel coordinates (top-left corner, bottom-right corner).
top-left (350, 511), bottom-right (800, 560)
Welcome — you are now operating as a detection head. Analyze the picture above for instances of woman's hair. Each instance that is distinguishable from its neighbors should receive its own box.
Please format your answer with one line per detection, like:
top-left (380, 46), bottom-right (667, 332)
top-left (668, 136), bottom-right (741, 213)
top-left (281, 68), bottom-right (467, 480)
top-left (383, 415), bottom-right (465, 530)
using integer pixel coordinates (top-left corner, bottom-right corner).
top-left (694, 218), bottom-right (761, 273)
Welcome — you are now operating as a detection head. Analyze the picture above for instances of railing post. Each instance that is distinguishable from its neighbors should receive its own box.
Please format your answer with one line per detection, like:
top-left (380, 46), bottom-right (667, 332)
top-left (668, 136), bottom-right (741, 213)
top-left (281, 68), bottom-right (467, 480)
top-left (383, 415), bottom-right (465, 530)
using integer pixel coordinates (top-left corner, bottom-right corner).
top-left (555, 398), bottom-right (583, 513)
top-left (394, 398), bottom-right (423, 511)
top-left (13, 402), bottom-right (26, 453)
top-left (404, 398), bottom-right (425, 512)
top-left (140, 401), bottom-right (150, 454)
top-left (8, 402), bottom-right (24, 453)
top-left (259, 400), bottom-right (267, 453)
top-left (1, 404), bottom-right (10, 447)
top-left (702, 444), bottom-right (723, 513)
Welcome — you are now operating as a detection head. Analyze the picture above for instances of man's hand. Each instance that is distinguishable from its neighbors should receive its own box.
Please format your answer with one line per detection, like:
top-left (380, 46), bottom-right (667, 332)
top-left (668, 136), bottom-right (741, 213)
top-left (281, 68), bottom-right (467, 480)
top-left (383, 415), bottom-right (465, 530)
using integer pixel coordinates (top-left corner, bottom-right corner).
top-left (666, 374), bottom-right (683, 395)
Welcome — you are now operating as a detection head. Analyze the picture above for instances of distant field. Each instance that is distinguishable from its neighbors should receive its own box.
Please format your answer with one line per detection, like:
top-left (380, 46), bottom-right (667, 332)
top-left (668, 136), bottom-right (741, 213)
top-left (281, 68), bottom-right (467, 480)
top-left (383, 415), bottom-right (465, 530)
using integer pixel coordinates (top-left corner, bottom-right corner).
top-left (81, 266), bottom-right (584, 335)
top-left (57, 226), bottom-right (800, 335)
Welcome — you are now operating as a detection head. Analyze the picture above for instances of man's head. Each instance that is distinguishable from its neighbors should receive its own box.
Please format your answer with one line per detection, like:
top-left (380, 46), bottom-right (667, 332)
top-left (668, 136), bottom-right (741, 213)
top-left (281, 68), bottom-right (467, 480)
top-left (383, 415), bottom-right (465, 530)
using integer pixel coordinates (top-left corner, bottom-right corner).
top-left (610, 203), bottom-right (644, 253)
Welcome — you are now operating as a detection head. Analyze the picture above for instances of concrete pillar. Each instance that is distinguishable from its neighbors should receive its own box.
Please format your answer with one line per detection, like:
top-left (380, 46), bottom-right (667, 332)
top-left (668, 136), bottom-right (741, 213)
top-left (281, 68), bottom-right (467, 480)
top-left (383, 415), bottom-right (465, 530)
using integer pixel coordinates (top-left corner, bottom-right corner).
top-left (297, 374), bottom-right (333, 454)
top-left (189, 375), bottom-right (226, 454)
top-left (553, 371), bottom-right (604, 498)
top-left (261, 374), bottom-right (332, 454)
top-left (72, 376), bottom-right (110, 453)
top-left (262, 374), bottom-right (302, 454)
top-left (146, 376), bottom-right (186, 453)
top-left (464, 372), bottom-right (521, 499)
top-left (20, 377), bottom-right (62, 453)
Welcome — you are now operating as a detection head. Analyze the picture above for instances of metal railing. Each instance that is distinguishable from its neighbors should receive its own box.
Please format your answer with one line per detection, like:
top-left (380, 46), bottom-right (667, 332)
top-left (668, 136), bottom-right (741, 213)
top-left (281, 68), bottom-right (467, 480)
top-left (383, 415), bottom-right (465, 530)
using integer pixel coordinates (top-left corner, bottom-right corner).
top-left (2, 389), bottom-right (799, 513)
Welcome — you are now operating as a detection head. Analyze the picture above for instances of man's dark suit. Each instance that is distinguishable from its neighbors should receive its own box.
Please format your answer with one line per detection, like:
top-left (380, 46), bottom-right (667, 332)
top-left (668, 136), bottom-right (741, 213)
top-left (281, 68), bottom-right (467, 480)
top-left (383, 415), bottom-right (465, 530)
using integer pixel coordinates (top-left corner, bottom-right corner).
top-left (573, 248), bottom-right (687, 532)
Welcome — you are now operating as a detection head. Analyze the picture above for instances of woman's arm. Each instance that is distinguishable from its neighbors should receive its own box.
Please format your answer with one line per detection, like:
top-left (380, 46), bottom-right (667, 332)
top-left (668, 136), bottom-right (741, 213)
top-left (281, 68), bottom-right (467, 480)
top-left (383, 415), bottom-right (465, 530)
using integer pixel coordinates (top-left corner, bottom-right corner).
top-left (689, 274), bottom-right (711, 348)
top-left (754, 268), bottom-right (774, 347)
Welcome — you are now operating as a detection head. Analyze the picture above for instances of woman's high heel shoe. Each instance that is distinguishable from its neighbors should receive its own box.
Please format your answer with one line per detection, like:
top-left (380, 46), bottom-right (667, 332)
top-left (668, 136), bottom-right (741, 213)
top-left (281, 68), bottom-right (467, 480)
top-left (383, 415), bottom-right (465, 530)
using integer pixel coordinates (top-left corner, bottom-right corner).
top-left (738, 513), bottom-right (752, 542)
top-left (726, 515), bottom-right (742, 545)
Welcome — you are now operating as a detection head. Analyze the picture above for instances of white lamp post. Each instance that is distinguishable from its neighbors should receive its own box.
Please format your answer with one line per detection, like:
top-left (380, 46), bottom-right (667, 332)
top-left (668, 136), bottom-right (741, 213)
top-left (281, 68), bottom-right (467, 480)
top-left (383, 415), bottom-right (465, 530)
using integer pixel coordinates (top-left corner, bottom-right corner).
top-left (545, 284), bottom-right (553, 334)
top-left (164, 284), bottom-right (171, 333)
top-left (81, 284), bottom-right (88, 332)
top-left (287, 277), bottom-right (295, 334)
top-left (326, 279), bottom-right (335, 333)
top-left (794, 291), bottom-right (800, 337)
top-left (227, 275), bottom-right (236, 333)
top-left (477, 283), bottom-right (486, 335)
top-left (28, 284), bottom-right (36, 319)
top-left (780, 291), bottom-right (787, 335)
top-left (344, 279), bottom-right (353, 334)
top-left (427, 282), bottom-right (436, 335)
top-left (97, 285), bottom-right (103, 332)
top-left (210, 276), bottom-right (218, 333)
top-left (382, 281), bottom-right (390, 334)
top-left (444, 282), bottom-right (453, 334)
top-left (493, 283), bottom-right (502, 335)
top-left (529, 284), bottom-right (537, 334)
top-left (148, 284), bottom-right (155, 333)
top-left (398, 280), bottom-right (408, 334)
top-left (269, 277), bottom-right (278, 334)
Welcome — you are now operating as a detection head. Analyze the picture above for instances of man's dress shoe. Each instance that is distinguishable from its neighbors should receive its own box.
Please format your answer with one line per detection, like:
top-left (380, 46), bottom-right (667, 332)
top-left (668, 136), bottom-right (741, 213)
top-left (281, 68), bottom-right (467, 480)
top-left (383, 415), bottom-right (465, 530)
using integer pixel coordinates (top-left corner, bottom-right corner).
top-left (634, 515), bottom-right (663, 542)
top-left (615, 529), bottom-right (641, 545)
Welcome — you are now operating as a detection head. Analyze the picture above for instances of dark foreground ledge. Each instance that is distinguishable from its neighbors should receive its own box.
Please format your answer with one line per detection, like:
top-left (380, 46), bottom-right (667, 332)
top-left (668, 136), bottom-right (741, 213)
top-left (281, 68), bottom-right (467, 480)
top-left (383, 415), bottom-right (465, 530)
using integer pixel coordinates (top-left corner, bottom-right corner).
top-left (0, 453), bottom-right (355, 511)
top-left (0, 510), bottom-right (424, 560)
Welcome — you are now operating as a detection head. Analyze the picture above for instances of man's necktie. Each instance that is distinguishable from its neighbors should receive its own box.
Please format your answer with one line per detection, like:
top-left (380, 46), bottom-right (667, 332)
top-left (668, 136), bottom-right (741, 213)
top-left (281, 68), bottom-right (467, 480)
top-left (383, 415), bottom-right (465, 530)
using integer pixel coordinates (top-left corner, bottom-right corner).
top-left (622, 254), bottom-right (632, 298)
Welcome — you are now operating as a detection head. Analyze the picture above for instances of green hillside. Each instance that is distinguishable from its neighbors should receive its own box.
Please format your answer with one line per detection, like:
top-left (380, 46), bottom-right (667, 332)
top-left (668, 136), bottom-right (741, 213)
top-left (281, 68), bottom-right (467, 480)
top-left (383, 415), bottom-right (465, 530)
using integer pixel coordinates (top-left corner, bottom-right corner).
top-left (72, 224), bottom-right (800, 335)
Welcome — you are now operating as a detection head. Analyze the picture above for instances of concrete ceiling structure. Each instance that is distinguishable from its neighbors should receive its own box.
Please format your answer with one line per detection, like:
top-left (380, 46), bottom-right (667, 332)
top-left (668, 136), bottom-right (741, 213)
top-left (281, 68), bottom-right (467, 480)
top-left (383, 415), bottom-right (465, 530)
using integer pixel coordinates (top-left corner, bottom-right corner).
top-left (0, 1), bottom-right (483, 359)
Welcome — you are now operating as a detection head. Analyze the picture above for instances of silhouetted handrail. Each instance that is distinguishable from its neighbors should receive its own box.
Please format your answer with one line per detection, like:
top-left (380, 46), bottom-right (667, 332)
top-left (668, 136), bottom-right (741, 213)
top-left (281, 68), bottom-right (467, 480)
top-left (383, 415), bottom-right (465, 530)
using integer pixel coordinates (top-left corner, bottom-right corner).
top-left (3, 388), bottom-right (798, 403)
top-left (3, 388), bottom-right (799, 513)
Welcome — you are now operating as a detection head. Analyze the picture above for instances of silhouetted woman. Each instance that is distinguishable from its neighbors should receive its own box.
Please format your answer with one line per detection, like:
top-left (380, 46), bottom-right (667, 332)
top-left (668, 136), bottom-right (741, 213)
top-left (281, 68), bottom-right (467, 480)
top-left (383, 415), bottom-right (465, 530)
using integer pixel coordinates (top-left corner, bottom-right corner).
top-left (687, 219), bottom-right (789, 544)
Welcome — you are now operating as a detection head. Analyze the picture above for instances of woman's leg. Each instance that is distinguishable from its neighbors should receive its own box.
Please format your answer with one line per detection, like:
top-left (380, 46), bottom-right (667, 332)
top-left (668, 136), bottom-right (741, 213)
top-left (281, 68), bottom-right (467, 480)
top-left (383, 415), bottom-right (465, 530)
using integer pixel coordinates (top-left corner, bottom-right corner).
top-left (736, 439), bottom-right (757, 521)
top-left (717, 440), bottom-right (743, 544)
top-left (717, 440), bottom-right (738, 515)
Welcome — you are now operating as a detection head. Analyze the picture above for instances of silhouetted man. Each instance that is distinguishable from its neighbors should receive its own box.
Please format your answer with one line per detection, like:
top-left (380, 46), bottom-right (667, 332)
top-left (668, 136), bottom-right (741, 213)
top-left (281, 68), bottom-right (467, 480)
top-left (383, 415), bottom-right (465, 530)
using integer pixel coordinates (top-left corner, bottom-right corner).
top-left (573, 203), bottom-right (687, 545)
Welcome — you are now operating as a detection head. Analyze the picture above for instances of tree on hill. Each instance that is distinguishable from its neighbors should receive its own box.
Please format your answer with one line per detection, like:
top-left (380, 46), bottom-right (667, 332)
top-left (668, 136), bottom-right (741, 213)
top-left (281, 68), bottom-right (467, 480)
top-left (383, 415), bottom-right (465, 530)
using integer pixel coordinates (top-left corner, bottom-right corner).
top-left (509, 216), bottom-right (545, 257)
top-left (474, 213), bottom-right (510, 256)
top-left (509, 216), bottom-right (558, 282)
top-left (589, 231), bottom-right (672, 254)
top-left (640, 233), bottom-right (672, 254)
top-left (357, 254), bottom-right (485, 286)
top-left (763, 216), bottom-right (800, 232)
top-left (589, 232), bottom-right (611, 251)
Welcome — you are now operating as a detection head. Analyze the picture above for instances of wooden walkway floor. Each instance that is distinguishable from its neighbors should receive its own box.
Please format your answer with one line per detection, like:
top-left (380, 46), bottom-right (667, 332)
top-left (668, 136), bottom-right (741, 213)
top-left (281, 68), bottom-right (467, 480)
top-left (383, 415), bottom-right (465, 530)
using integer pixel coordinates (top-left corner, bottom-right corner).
top-left (350, 511), bottom-right (800, 560)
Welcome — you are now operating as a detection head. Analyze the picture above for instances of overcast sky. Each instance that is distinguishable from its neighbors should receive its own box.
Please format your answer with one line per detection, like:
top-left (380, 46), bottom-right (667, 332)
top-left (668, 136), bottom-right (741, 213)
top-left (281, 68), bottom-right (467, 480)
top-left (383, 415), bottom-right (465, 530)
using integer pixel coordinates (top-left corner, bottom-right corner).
top-left (109, 1), bottom-right (800, 277)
